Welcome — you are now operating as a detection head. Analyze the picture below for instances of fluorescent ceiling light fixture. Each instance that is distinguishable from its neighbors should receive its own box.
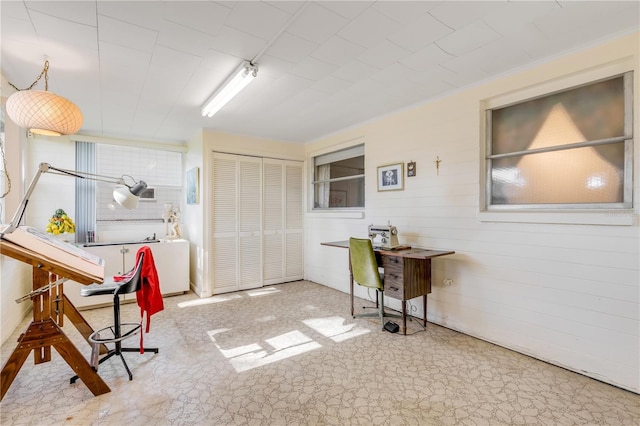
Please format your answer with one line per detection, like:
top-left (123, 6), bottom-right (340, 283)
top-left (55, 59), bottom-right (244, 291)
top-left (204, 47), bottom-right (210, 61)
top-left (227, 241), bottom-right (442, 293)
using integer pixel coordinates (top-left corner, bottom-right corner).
top-left (201, 61), bottom-right (258, 117)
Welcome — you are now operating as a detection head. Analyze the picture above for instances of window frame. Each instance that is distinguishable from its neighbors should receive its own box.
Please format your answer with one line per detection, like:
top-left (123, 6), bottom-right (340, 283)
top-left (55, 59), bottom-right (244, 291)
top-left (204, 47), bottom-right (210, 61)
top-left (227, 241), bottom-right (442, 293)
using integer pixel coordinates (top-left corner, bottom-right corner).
top-left (482, 71), bottom-right (634, 214)
top-left (311, 144), bottom-right (365, 211)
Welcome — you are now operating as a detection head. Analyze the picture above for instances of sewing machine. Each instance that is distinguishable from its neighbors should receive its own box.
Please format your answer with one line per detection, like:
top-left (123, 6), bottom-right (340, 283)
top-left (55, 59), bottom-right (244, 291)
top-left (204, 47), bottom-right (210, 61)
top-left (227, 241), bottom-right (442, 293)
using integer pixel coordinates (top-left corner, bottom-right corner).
top-left (368, 223), bottom-right (400, 249)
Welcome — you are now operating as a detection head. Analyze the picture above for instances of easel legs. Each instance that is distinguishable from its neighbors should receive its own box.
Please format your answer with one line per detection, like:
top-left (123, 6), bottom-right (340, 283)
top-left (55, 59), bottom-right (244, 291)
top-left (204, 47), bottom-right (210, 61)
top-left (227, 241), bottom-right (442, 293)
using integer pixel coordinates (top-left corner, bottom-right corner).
top-left (1, 319), bottom-right (110, 400)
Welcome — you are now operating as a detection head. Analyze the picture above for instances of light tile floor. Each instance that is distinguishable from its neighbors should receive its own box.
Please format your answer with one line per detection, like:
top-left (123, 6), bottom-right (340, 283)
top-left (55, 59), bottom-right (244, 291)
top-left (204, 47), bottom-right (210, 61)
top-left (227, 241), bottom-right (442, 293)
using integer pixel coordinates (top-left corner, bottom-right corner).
top-left (1, 281), bottom-right (638, 425)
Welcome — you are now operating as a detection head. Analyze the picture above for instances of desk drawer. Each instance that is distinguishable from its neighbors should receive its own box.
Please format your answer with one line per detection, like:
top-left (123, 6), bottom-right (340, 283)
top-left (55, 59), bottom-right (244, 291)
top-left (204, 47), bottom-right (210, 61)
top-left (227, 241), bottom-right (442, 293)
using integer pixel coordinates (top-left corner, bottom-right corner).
top-left (383, 256), bottom-right (404, 299)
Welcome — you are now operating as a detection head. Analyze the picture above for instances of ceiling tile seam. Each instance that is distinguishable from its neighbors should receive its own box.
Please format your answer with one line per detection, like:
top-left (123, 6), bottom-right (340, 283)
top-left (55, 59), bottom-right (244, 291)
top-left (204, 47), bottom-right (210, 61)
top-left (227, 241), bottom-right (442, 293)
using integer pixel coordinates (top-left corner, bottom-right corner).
top-left (95, 3), bottom-right (104, 135)
top-left (126, 33), bottom-right (165, 137)
top-left (25, 4), bottom-right (96, 28)
top-left (251, 2), bottom-right (311, 64)
top-left (95, 11), bottom-right (159, 36)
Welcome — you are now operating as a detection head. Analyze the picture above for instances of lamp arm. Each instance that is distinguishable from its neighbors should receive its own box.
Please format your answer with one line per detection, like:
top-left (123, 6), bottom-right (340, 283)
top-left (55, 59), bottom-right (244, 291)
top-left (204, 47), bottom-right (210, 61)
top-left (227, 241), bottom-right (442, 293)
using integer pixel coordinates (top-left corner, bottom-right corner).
top-left (2, 163), bottom-right (50, 236)
top-left (1, 162), bottom-right (137, 237)
top-left (46, 166), bottom-right (125, 186)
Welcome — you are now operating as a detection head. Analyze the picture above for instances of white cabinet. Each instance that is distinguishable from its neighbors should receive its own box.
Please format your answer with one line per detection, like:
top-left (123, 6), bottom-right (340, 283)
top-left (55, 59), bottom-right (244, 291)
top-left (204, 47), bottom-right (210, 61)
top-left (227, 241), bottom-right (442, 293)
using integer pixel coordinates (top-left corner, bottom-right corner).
top-left (64, 239), bottom-right (189, 309)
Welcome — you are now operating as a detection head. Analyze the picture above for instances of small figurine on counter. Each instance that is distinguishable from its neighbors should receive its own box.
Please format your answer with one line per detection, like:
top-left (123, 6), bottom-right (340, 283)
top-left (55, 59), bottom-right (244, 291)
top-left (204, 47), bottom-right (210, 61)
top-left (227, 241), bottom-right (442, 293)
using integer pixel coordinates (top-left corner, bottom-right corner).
top-left (171, 208), bottom-right (182, 239)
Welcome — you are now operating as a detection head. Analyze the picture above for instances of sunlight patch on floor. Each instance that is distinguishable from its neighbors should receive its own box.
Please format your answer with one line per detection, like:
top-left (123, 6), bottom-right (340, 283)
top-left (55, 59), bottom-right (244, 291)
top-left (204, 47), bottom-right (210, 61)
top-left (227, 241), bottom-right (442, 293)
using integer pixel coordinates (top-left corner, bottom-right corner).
top-left (211, 329), bottom-right (322, 373)
top-left (245, 287), bottom-right (281, 297)
top-left (177, 293), bottom-right (242, 308)
top-left (303, 316), bottom-right (370, 342)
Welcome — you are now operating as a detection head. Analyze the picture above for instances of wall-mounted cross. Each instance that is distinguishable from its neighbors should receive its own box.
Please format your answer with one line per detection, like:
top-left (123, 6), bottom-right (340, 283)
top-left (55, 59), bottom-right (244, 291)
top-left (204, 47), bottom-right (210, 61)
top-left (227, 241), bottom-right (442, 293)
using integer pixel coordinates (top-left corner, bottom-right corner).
top-left (434, 156), bottom-right (441, 175)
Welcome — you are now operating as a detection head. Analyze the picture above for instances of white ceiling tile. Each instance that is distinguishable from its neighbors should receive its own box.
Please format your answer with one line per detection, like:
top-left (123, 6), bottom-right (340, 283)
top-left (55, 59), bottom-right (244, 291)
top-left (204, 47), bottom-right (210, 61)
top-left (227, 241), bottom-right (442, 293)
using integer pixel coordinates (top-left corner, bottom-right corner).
top-left (98, 15), bottom-right (158, 53)
top-left (311, 36), bottom-right (366, 65)
top-left (252, 54), bottom-right (297, 80)
top-left (271, 73), bottom-right (315, 96)
top-left (266, 1), bottom-right (306, 14)
top-left (429, 0), bottom-right (506, 29)
top-left (386, 13), bottom-right (454, 52)
top-left (210, 25), bottom-right (267, 60)
top-left (164, 1), bottom-right (231, 37)
top-left (441, 36), bottom-right (532, 77)
top-left (183, 51), bottom-right (240, 105)
top-left (533, 1), bottom-right (640, 38)
top-left (0, 38), bottom-right (45, 78)
top-left (265, 32), bottom-right (318, 63)
top-left (98, 42), bottom-right (151, 93)
top-left (443, 67), bottom-right (490, 88)
top-left (331, 59), bottom-right (378, 83)
top-left (372, 1), bottom-right (443, 24)
top-left (311, 75), bottom-right (353, 95)
top-left (337, 7), bottom-right (403, 48)
top-left (1, 1), bottom-right (30, 21)
top-left (370, 63), bottom-right (415, 85)
top-left (436, 21), bottom-right (501, 56)
top-left (225, 2), bottom-right (292, 40)
top-left (400, 44), bottom-right (453, 72)
top-left (319, 1), bottom-right (374, 20)
top-left (28, 10), bottom-right (98, 51)
top-left (347, 77), bottom-right (388, 96)
top-left (157, 20), bottom-right (214, 57)
top-left (97, 1), bottom-right (167, 31)
top-left (482, 1), bottom-right (560, 35)
top-left (285, 3), bottom-right (349, 44)
top-left (25, 0), bottom-right (97, 26)
top-left (357, 40), bottom-right (412, 69)
top-left (148, 45), bottom-right (201, 81)
top-left (289, 57), bottom-right (338, 81)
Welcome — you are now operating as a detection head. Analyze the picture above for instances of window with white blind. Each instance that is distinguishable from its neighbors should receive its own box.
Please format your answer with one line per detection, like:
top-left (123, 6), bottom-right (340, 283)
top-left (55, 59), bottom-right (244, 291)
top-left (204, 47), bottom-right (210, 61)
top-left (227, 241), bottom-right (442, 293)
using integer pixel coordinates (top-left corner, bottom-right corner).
top-left (95, 144), bottom-right (182, 222)
top-left (485, 72), bottom-right (633, 211)
top-left (312, 144), bottom-right (364, 209)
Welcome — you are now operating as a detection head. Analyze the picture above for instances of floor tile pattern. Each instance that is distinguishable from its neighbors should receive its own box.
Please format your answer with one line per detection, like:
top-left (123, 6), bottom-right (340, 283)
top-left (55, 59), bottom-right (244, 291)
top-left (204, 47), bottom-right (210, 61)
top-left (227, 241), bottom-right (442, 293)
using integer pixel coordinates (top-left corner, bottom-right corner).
top-left (1, 281), bottom-right (638, 425)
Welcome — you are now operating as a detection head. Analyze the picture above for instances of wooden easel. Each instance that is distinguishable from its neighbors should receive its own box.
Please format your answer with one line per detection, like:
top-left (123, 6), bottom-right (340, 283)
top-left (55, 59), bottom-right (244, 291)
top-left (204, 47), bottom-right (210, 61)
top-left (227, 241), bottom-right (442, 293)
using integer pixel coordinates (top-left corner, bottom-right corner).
top-left (0, 240), bottom-right (111, 400)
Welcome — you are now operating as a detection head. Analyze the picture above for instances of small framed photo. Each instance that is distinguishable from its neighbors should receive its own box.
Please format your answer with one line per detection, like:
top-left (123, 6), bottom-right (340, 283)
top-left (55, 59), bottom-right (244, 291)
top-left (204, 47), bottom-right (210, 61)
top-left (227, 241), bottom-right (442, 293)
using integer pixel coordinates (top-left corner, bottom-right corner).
top-left (186, 167), bottom-right (199, 205)
top-left (377, 163), bottom-right (404, 191)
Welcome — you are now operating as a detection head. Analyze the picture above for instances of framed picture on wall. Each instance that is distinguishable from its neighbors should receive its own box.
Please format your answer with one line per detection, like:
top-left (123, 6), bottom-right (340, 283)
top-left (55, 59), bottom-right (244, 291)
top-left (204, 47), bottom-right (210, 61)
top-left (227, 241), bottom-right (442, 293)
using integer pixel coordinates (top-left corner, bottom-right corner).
top-left (329, 190), bottom-right (347, 207)
top-left (377, 163), bottom-right (404, 191)
top-left (187, 167), bottom-right (199, 205)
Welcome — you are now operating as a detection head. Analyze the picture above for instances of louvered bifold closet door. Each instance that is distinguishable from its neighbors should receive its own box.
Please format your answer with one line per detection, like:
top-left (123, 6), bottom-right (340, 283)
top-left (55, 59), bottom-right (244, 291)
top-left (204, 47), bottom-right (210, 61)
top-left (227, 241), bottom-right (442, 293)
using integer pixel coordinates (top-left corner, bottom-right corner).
top-left (211, 153), bottom-right (239, 293)
top-left (262, 159), bottom-right (304, 284)
top-left (284, 162), bottom-right (304, 281)
top-left (238, 157), bottom-right (263, 290)
top-left (211, 153), bottom-right (263, 293)
top-left (263, 160), bottom-right (284, 285)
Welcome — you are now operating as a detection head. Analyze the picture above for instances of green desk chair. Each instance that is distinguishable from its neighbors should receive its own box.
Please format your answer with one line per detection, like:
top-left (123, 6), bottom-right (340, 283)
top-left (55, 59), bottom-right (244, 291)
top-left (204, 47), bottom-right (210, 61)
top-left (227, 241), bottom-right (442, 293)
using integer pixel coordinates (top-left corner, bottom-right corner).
top-left (349, 237), bottom-right (400, 329)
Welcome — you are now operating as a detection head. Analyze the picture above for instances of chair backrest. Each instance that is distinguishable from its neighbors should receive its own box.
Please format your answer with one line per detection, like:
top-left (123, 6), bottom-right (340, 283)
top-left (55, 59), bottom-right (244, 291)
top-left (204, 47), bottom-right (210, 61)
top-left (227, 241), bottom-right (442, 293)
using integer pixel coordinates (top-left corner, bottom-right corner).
top-left (115, 252), bottom-right (145, 296)
top-left (349, 237), bottom-right (383, 290)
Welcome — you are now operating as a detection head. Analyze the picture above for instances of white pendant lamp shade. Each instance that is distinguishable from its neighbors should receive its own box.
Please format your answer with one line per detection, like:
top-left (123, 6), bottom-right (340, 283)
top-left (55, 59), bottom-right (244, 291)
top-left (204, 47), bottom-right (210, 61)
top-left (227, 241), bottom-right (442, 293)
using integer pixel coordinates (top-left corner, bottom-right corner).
top-left (112, 181), bottom-right (147, 210)
top-left (5, 89), bottom-right (83, 136)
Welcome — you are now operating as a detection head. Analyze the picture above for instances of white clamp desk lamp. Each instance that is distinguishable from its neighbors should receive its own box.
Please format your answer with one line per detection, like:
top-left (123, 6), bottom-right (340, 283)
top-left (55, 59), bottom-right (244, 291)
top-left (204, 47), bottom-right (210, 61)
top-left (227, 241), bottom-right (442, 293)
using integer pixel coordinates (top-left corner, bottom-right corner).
top-left (1, 162), bottom-right (147, 236)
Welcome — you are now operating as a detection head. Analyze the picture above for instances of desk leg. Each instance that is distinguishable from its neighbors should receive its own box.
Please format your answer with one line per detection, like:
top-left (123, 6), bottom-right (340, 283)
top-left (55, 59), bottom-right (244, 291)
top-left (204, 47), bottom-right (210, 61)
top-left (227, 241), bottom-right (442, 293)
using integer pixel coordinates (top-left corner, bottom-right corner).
top-left (402, 301), bottom-right (407, 335)
top-left (349, 249), bottom-right (355, 318)
top-left (423, 295), bottom-right (428, 328)
top-left (350, 274), bottom-right (354, 317)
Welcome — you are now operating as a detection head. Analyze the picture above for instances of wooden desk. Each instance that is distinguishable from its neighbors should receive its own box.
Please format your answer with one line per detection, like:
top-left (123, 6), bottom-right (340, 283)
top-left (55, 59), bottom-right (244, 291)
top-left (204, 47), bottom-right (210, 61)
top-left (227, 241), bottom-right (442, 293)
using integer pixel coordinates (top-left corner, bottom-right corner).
top-left (0, 240), bottom-right (110, 400)
top-left (322, 240), bottom-right (454, 335)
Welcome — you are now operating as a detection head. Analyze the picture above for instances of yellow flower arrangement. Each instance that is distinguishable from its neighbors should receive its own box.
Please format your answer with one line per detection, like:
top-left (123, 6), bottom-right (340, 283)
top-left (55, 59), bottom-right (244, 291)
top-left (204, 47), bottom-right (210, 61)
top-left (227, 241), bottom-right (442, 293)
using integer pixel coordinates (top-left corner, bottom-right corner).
top-left (46, 209), bottom-right (76, 235)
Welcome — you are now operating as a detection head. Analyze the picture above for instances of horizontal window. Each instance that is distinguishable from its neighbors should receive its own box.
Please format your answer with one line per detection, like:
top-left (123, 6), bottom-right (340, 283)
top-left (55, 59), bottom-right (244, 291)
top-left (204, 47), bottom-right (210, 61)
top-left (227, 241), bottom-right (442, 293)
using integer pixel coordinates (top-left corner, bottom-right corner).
top-left (485, 72), bottom-right (633, 210)
top-left (313, 145), bottom-right (364, 209)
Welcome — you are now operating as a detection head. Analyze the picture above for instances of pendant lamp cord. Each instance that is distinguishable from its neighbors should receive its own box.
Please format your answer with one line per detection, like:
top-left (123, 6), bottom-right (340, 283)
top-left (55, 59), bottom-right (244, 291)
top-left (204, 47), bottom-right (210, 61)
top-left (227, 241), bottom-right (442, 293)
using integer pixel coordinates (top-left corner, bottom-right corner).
top-left (0, 136), bottom-right (10, 199)
top-left (7, 60), bottom-right (49, 92)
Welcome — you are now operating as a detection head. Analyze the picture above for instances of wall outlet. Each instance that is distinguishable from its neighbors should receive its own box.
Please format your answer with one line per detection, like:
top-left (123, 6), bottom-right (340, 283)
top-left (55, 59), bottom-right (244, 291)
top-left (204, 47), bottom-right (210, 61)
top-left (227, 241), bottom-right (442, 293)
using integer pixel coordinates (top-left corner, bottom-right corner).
top-left (443, 278), bottom-right (453, 286)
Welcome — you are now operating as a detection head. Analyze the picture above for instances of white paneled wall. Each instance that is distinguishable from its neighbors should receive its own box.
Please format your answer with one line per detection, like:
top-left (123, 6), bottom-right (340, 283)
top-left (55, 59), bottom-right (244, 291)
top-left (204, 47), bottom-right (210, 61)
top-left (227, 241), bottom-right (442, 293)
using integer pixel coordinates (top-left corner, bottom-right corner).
top-left (305, 34), bottom-right (639, 392)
